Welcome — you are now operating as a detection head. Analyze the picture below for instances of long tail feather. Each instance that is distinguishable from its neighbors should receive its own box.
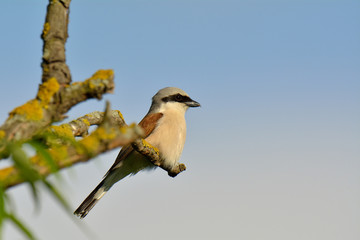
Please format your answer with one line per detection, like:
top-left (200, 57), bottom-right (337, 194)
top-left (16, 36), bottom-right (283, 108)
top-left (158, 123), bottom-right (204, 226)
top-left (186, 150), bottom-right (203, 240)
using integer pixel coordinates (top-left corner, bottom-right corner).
top-left (74, 180), bottom-right (107, 219)
top-left (74, 152), bottom-right (153, 218)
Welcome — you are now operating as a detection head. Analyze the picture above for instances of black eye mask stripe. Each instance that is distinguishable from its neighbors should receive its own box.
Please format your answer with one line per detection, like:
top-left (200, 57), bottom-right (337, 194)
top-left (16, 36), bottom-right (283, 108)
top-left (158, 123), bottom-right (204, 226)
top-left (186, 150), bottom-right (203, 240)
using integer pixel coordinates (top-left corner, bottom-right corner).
top-left (161, 94), bottom-right (192, 103)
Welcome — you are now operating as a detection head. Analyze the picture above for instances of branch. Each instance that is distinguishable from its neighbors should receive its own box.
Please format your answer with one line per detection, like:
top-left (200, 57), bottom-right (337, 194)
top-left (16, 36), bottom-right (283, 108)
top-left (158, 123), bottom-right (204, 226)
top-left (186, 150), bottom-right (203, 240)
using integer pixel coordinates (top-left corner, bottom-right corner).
top-left (0, 106), bottom-right (143, 189)
top-left (67, 110), bottom-right (125, 137)
top-left (0, 106), bottom-right (185, 189)
top-left (41, 0), bottom-right (72, 85)
top-left (132, 140), bottom-right (187, 177)
top-left (0, 70), bottom-right (114, 158)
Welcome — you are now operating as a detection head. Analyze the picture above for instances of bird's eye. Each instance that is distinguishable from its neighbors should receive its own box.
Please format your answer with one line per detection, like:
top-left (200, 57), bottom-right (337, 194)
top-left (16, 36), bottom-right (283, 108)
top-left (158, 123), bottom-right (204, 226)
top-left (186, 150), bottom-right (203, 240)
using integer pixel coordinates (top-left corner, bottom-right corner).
top-left (175, 94), bottom-right (183, 101)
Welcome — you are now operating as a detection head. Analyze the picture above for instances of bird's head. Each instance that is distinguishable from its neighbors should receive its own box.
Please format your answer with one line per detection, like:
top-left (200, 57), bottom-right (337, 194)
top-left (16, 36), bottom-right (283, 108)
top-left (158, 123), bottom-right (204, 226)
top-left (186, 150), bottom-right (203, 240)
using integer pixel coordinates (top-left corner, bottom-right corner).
top-left (149, 87), bottom-right (200, 113)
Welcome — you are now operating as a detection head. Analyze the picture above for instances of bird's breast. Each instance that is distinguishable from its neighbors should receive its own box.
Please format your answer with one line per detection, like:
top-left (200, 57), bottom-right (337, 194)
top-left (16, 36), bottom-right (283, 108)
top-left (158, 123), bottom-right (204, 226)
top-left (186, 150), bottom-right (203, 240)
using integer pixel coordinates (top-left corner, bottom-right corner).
top-left (145, 110), bottom-right (186, 170)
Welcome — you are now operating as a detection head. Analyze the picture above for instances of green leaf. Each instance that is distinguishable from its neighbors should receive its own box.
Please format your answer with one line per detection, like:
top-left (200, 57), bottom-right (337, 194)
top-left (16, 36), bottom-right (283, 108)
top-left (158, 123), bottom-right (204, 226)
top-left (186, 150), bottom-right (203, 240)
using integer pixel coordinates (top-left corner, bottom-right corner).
top-left (9, 144), bottom-right (39, 181)
top-left (27, 140), bottom-right (59, 173)
top-left (7, 213), bottom-right (36, 240)
top-left (42, 180), bottom-right (71, 212)
top-left (9, 143), bottom-right (40, 204)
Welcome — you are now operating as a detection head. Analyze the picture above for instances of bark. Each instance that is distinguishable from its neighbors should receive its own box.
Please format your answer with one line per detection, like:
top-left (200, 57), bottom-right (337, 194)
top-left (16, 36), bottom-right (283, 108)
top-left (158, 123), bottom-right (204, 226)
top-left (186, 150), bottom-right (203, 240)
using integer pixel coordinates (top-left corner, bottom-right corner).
top-left (41, 0), bottom-right (72, 85)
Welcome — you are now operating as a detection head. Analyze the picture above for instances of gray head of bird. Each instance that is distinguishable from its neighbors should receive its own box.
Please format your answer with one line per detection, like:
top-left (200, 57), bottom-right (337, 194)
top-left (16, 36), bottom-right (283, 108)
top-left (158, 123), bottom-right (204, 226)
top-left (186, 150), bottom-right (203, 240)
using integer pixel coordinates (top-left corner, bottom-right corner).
top-left (149, 87), bottom-right (200, 113)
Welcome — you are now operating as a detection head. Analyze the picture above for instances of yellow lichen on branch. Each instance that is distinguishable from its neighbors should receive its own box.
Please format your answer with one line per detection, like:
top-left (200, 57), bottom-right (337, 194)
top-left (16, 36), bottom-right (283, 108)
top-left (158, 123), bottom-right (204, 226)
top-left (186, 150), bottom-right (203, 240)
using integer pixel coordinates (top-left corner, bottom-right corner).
top-left (79, 126), bottom-right (116, 155)
top-left (84, 70), bottom-right (114, 90)
top-left (10, 99), bottom-right (44, 121)
top-left (42, 22), bottom-right (50, 38)
top-left (141, 139), bottom-right (159, 155)
top-left (88, 69), bottom-right (114, 81)
top-left (132, 138), bottom-right (161, 167)
top-left (81, 118), bottom-right (90, 126)
top-left (0, 130), bottom-right (6, 139)
top-left (79, 131), bottom-right (102, 154)
top-left (8, 78), bottom-right (60, 121)
top-left (0, 167), bottom-right (20, 188)
top-left (48, 145), bottom-right (69, 165)
top-left (50, 125), bottom-right (75, 139)
top-left (37, 77), bottom-right (60, 104)
top-left (115, 110), bottom-right (124, 121)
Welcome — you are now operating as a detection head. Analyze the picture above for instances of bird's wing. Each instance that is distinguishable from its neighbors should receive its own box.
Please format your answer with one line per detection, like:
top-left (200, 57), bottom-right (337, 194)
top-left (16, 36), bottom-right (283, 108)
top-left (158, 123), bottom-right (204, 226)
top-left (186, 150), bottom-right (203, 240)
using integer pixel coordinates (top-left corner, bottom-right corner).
top-left (138, 112), bottom-right (164, 137)
top-left (104, 112), bottom-right (164, 175)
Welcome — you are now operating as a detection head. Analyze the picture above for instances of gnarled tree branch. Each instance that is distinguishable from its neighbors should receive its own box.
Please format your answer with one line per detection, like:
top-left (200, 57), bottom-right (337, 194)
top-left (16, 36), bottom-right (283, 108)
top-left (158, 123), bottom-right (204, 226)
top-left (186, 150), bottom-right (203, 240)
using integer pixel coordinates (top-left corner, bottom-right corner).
top-left (0, 70), bottom-right (114, 157)
top-left (0, 105), bottom-right (143, 189)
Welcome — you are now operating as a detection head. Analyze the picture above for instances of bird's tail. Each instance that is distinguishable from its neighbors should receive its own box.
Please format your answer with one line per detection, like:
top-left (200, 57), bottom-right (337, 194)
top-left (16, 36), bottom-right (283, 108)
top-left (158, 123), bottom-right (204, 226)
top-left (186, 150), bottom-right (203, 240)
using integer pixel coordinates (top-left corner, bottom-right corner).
top-left (74, 179), bottom-right (108, 219)
top-left (74, 152), bottom-right (153, 218)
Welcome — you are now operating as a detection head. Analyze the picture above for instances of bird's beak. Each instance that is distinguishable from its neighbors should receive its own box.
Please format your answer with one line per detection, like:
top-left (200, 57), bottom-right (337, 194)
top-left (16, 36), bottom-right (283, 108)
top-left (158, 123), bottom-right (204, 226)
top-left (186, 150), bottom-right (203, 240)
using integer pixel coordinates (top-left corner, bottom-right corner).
top-left (186, 99), bottom-right (201, 108)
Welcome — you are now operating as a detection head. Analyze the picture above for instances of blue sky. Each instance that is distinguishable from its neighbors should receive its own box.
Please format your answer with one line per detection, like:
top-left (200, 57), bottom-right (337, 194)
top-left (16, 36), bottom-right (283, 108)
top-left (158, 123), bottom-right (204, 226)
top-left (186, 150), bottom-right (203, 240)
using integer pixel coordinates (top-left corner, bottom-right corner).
top-left (1, 0), bottom-right (360, 239)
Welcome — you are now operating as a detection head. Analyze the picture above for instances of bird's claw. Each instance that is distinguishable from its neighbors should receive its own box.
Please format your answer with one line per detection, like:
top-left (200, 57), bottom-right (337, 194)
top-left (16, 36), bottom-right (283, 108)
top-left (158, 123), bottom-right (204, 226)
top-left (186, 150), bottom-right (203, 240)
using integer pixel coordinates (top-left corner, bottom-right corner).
top-left (168, 163), bottom-right (186, 177)
top-left (150, 159), bottom-right (161, 166)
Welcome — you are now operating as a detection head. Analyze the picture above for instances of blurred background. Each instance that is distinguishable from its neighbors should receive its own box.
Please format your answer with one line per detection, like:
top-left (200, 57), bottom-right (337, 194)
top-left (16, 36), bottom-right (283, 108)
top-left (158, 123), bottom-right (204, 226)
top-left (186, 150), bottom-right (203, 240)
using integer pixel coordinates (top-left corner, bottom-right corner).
top-left (1, 0), bottom-right (359, 239)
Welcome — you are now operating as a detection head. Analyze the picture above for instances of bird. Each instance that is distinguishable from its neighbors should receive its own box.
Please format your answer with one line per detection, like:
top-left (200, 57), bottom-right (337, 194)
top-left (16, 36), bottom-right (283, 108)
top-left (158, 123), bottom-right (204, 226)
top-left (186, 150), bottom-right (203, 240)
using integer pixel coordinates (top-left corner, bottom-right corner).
top-left (74, 87), bottom-right (200, 218)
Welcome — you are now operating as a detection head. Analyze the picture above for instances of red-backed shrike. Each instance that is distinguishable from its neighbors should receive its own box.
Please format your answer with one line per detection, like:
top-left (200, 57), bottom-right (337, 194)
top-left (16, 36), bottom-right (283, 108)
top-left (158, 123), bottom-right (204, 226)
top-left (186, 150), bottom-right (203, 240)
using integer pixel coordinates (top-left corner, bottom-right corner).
top-left (74, 87), bottom-right (200, 218)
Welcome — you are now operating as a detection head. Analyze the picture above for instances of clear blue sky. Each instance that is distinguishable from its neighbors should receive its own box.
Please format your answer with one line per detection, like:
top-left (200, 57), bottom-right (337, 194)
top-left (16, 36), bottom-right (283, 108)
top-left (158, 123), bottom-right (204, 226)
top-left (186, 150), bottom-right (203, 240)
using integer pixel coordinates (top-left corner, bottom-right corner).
top-left (1, 1), bottom-right (359, 239)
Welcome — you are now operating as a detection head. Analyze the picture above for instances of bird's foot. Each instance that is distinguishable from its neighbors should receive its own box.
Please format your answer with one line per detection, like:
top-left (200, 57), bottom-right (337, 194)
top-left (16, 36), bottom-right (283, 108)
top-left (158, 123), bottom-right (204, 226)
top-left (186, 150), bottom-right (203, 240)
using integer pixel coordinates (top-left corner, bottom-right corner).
top-left (168, 163), bottom-right (186, 177)
top-left (151, 158), bottom-right (162, 167)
